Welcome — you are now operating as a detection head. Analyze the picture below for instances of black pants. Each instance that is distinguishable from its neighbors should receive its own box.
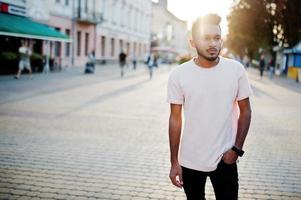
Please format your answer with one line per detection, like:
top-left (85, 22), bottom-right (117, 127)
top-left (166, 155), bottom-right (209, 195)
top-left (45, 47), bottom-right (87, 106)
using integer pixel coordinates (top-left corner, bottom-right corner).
top-left (182, 160), bottom-right (238, 200)
top-left (260, 69), bottom-right (264, 77)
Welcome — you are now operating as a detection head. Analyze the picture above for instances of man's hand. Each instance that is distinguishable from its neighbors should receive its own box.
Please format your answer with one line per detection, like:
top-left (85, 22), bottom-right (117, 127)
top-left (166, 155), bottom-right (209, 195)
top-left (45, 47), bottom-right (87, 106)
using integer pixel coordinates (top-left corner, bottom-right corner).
top-left (222, 149), bottom-right (238, 164)
top-left (169, 162), bottom-right (183, 188)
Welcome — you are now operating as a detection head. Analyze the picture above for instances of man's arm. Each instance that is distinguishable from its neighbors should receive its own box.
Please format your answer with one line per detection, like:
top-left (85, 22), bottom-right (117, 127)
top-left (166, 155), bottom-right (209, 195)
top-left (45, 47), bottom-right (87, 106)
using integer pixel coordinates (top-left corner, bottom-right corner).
top-left (234, 97), bottom-right (252, 149)
top-left (223, 97), bottom-right (252, 164)
top-left (169, 103), bottom-right (183, 188)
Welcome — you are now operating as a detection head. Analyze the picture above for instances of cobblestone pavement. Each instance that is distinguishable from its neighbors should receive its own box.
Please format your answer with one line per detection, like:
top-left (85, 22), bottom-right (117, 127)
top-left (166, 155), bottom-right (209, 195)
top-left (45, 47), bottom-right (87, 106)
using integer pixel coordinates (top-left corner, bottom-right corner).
top-left (0, 64), bottom-right (300, 200)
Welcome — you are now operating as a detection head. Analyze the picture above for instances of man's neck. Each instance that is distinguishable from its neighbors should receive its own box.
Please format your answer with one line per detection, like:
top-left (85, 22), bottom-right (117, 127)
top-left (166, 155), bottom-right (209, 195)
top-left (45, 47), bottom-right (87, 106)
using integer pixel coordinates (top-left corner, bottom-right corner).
top-left (195, 56), bottom-right (220, 68)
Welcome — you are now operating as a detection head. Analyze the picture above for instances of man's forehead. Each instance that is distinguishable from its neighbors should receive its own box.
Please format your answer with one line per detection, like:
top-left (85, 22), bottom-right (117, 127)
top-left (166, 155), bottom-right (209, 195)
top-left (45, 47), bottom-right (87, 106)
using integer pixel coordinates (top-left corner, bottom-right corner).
top-left (196, 25), bottom-right (221, 36)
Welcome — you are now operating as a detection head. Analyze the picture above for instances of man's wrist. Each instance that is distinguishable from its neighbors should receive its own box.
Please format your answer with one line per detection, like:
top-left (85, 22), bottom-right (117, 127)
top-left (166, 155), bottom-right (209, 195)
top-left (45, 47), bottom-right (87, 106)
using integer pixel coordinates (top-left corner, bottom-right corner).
top-left (232, 146), bottom-right (245, 157)
top-left (170, 158), bottom-right (179, 165)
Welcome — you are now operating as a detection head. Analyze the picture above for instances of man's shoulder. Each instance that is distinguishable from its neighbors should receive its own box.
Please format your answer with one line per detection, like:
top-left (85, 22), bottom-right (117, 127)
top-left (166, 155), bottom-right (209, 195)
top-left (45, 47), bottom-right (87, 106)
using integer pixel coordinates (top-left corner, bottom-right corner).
top-left (221, 56), bottom-right (245, 72)
top-left (170, 59), bottom-right (193, 75)
top-left (221, 56), bottom-right (243, 66)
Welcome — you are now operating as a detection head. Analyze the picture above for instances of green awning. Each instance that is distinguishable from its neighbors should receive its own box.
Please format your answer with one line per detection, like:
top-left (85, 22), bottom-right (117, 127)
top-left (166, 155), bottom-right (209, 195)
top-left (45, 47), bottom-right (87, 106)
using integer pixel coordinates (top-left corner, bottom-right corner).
top-left (0, 13), bottom-right (70, 42)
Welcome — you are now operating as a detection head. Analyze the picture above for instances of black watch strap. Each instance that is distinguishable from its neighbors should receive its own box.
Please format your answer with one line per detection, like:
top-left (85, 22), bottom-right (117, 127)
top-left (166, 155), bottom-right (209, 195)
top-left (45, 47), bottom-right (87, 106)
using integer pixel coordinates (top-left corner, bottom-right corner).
top-left (232, 146), bottom-right (244, 157)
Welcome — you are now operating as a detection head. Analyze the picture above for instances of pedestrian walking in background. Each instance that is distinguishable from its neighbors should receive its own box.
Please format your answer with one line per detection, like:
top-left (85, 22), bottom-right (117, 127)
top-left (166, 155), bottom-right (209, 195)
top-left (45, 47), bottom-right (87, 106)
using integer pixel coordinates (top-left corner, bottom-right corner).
top-left (259, 55), bottom-right (265, 79)
top-left (147, 53), bottom-right (156, 79)
top-left (153, 53), bottom-right (159, 68)
top-left (167, 14), bottom-right (253, 200)
top-left (145, 53), bottom-right (151, 65)
top-left (268, 57), bottom-right (275, 79)
top-left (15, 40), bottom-right (33, 79)
top-left (132, 54), bottom-right (137, 70)
top-left (243, 55), bottom-right (250, 69)
top-left (85, 51), bottom-right (95, 74)
top-left (119, 51), bottom-right (127, 77)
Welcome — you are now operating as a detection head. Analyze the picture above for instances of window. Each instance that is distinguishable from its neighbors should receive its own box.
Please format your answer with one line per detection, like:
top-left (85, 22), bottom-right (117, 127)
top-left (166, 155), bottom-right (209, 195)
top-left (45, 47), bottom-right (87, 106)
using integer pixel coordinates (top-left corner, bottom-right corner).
top-left (77, 31), bottom-right (81, 56)
top-left (138, 43), bottom-right (141, 57)
top-left (84, 0), bottom-right (88, 13)
top-left (126, 42), bottom-right (130, 55)
top-left (120, 2), bottom-right (125, 27)
top-left (119, 39), bottom-right (123, 52)
top-left (112, 1), bottom-right (116, 24)
top-left (144, 44), bottom-right (147, 54)
top-left (133, 42), bottom-right (136, 56)
top-left (65, 29), bottom-right (70, 57)
top-left (111, 38), bottom-right (115, 57)
top-left (54, 42), bottom-right (61, 57)
top-left (85, 33), bottom-right (89, 56)
top-left (101, 36), bottom-right (106, 57)
top-left (133, 10), bottom-right (137, 30)
top-left (54, 28), bottom-right (61, 57)
top-left (166, 23), bottom-right (173, 42)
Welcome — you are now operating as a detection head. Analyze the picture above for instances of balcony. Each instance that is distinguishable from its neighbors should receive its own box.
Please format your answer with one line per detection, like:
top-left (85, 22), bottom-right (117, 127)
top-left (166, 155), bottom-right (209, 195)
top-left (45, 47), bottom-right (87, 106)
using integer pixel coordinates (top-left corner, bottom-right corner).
top-left (75, 8), bottom-right (103, 24)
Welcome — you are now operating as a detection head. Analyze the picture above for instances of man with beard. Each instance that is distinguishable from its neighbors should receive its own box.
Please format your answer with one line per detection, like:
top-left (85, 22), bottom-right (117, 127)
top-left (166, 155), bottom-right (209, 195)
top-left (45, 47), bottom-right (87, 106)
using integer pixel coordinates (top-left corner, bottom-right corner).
top-left (167, 14), bottom-right (253, 200)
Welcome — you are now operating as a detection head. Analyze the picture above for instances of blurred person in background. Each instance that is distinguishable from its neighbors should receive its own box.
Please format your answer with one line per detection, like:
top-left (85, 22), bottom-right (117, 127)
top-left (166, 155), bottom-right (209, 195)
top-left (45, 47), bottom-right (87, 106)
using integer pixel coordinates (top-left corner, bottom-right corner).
top-left (268, 57), bottom-right (275, 79)
top-left (15, 40), bottom-right (33, 79)
top-left (85, 51), bottom-right (96, 74)
top-left (119, 51), bottom-right (127, 77)
top-left (147, 52), bottom-right (158, 79)
top-left (132, 54), bottom-right (137, 70)
top-left (259, 55), bottom-right (265, 79)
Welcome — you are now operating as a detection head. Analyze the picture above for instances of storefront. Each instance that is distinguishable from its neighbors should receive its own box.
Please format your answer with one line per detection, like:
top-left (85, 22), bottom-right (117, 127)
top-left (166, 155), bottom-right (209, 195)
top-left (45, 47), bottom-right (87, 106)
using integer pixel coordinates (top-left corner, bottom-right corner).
top-left (284, 42), bottom-right (301, 82)
top-left (0, 11), bottom-right (70, 74)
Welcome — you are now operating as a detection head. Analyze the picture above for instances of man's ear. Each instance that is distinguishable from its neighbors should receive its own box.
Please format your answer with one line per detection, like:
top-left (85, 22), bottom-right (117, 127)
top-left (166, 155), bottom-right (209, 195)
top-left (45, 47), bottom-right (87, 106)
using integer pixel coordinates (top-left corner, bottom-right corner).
top-left (189, 39), bottom-right (196, 49)
top-left (221, 38), bottom-right (224, 48)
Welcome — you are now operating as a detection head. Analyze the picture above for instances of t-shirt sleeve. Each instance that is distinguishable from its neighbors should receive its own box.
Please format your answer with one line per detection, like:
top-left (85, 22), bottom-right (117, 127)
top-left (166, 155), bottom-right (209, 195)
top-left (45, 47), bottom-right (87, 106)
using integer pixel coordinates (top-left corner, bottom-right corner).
top-left (236, 66), bottom-right (253, 101)
top-left (166, 70), bottom-right (184, 104)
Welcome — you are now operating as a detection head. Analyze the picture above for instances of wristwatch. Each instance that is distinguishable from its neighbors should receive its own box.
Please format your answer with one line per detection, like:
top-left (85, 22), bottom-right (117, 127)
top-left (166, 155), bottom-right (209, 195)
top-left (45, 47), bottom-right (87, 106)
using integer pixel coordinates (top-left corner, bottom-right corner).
top-left (232, 146), bottom-right (244, 157)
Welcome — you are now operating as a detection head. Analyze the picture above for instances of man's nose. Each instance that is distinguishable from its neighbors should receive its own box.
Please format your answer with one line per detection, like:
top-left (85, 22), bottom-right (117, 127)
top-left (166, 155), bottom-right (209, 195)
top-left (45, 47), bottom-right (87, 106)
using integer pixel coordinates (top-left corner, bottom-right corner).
top-left (208, 38), bottom-right (217, 46)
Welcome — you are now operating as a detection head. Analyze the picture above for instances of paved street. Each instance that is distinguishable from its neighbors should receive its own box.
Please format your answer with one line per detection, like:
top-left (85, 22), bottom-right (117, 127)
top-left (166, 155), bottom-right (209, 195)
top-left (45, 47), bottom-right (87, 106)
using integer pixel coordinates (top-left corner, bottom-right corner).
top-left (0, 63), bottom-right (301, 200)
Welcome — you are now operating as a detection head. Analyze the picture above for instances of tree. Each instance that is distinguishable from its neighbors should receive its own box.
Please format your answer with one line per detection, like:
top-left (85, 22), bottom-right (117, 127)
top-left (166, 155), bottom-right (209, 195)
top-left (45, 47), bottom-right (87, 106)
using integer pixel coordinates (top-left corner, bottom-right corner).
top-left (226, 0), bottom-right (301, 59)
top-left (273, 0), bottom-right (301, 47)
top-left (226, 0), bottom-right (272, 60)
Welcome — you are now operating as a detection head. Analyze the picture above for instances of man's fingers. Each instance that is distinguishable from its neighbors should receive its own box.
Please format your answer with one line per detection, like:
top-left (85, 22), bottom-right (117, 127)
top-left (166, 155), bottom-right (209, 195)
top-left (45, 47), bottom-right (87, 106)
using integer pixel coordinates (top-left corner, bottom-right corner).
top-left (172, 178), bottom-right (182, 188)
top-left (169, 174), bottom-right (183, 188)
top-left (169, 174), bottom-right (177, 186)
top-left (178, 172), bottom-right (183, 186)
top-left (169, 165), bottom-right (183, 188)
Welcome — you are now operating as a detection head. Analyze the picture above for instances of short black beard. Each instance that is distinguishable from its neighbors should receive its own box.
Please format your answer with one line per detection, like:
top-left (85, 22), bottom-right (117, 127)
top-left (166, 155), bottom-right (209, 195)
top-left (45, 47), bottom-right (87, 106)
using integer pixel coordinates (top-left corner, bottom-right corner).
top-left (196, 49), bottom-right (220, 62)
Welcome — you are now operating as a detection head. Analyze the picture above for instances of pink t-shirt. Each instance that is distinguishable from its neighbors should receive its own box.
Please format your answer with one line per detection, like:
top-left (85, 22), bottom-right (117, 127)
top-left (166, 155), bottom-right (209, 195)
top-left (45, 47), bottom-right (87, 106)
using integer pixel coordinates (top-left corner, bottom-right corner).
top-left (167, 56), bottom-right (253, 172)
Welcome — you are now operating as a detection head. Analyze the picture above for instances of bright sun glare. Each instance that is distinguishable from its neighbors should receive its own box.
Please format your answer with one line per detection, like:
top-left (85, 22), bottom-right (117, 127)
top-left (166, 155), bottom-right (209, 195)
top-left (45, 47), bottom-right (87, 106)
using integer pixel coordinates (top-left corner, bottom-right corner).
top-left (158, 0), bottom-right (234, 35)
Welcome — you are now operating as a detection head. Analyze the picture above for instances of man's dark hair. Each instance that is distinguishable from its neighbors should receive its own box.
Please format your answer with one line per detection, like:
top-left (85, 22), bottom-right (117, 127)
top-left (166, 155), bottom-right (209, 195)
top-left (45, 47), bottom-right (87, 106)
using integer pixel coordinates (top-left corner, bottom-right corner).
top-left (191, 14), bottom-right (221, 39)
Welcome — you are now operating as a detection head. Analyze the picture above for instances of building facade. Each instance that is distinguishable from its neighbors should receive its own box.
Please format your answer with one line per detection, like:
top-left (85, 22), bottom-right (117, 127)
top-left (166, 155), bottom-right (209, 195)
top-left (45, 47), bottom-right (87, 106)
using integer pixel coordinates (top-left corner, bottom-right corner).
top-left (151, 0), bottom-right (188, 62)
top-left (1, 0), bottom-right (187, 70)
top-left (0, 0), bottom-right (70, 74)
top-left (27, 0), bottom-right (151, 67)
top-left (97, 0), bottom-right (151, 64)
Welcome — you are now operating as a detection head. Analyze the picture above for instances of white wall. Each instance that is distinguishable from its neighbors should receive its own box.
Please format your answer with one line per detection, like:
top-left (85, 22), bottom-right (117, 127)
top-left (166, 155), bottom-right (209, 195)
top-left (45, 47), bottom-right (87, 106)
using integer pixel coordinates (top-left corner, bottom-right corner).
top-left (97, 0), bottom-right (152, 61)
top-left (151, 2), bottom-right (188, 54)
